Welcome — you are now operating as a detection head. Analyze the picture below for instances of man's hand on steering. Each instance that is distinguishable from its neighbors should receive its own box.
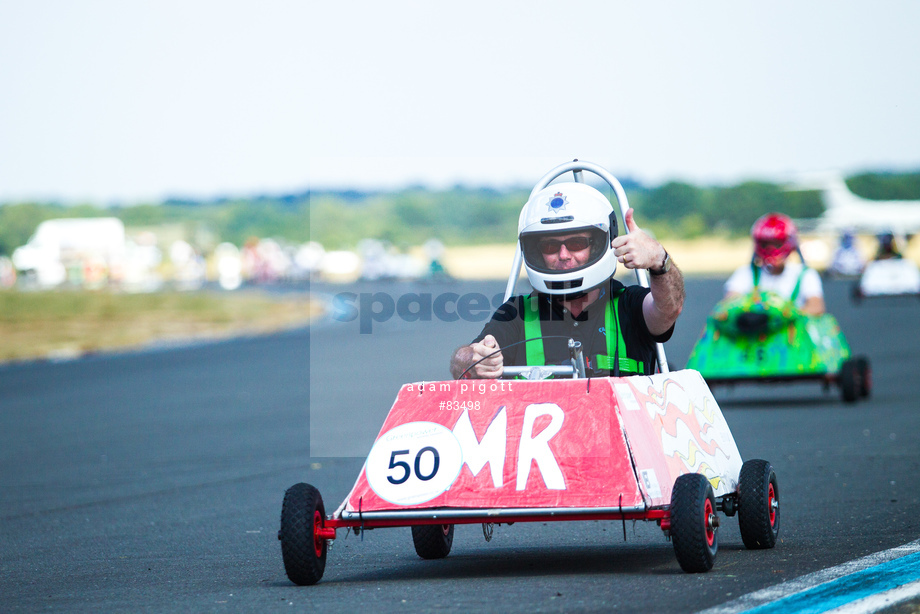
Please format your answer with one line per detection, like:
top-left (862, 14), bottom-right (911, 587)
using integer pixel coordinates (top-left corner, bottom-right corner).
top-left (467, 334), bottom-right (503, 379)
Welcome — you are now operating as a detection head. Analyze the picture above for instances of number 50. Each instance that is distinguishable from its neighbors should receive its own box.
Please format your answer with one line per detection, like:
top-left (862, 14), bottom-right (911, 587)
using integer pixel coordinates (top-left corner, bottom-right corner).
top-left (386, 447), bottom-right (440, 485)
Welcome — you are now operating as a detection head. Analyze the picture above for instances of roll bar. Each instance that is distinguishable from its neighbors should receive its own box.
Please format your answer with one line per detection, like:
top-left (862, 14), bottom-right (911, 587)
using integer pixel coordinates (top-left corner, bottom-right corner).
top-left (502, 159), bottom-right (669, 374)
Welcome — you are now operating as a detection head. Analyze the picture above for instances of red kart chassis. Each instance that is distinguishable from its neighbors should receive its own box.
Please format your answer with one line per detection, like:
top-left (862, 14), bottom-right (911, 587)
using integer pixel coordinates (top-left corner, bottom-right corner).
top-left (281, 161), bottom-right (778, 584)
top-left (280, 371), bottom-right (781, 584)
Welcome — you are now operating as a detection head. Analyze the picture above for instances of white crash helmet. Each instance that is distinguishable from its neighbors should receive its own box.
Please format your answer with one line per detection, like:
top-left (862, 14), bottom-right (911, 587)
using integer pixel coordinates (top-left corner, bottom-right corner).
top-left (518, 182), bottom-right (618, 295)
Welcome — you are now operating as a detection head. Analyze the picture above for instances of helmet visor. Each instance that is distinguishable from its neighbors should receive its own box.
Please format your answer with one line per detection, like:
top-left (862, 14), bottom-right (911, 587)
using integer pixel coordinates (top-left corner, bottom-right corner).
top-left (755, 238), bottom-right (794, 266)
top-left (521, 227), bottom-right (609, 275)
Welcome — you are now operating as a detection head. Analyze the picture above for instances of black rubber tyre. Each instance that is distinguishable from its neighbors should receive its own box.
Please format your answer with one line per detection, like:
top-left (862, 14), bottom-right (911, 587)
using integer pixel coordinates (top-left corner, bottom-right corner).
top-left (280, 483), bottom-right (327, 585)
top-left (839, 359), bottom-right (859, 403)
top-left (856, 356), bottom-right (871, 398)
top-left (411, 524), bottom-right (454, 559)
top-left (670, 473), bottom-right (718, 573)
top-left (738, 459), bottom-right (780, 550)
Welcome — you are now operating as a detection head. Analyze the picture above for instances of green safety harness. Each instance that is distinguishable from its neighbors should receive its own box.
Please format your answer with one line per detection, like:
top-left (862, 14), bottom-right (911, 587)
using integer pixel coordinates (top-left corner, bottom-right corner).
top-left (752, 264), bottom-right (807, 302)
top-left (521, 289), bottom-right (645, 376)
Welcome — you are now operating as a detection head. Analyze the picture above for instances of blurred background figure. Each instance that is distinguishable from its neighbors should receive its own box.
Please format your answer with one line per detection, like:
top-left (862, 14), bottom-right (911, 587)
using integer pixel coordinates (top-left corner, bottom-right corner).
top-left (357, 238), bottom-right (424, 281)
top-left (0, 256), bottom-right (16, 288)
top-left (214, 242), bottom-right (243, 290)
top-left (121, 231), bottom-right (163, 293)
top-left (827, 230), bottom-right (865, 277)
top-left (357, 238), bottom-right (391, 281)
top-left (293, 242), bottom-right (325, 281)
top-left (319, 249), bottom-right (361, 282)
top-left (423, 238), bottom-right (452, 281)
top-left (256, 238), bottom-right (292, 283)
top-left (874, 231), bottom-right (903, 260)
top-left (170, 240), bottom-right (206, 291)
top-left (240, 237), bottom-right (268, 283)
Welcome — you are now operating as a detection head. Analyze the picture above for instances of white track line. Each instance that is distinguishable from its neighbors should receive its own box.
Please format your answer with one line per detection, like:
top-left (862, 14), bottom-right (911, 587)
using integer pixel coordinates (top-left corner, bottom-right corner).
top-left (827, 579), bottom-right (920, 614)
top-left (697, 538), bottom-right (920, 614)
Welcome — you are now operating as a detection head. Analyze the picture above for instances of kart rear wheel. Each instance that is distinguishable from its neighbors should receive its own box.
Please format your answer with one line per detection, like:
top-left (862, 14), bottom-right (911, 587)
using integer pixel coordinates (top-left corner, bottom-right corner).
top-left (670, 473), bottom-right (718, 573)
top-left (738, 459), bottom-right (780, 549)
top-left (839, 359), bottom-right (859, 403)
top-left (856, 356), bottom-right (871, 398)
top-left (411, 524), bottom-right (454, 559)
top-left (280, 483), bottom-right (327, 585)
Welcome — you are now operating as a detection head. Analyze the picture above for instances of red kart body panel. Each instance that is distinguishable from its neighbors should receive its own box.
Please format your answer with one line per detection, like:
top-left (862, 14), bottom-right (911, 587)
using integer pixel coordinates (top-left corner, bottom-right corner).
top-left (335, 370), bottom-right (742, 520)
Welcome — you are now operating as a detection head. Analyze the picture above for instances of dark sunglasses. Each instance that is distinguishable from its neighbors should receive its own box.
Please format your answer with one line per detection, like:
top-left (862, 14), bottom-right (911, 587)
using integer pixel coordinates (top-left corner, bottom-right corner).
top-left (538, 236), bottom-right (593, 255)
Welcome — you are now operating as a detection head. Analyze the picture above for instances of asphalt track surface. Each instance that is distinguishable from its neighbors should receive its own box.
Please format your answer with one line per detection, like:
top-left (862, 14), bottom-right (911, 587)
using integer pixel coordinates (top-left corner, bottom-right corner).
top-left (2, 276), bottom-right (919, 613)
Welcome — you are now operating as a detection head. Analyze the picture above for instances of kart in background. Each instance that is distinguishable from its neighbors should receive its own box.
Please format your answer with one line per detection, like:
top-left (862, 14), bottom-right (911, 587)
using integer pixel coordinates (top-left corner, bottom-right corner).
top-left (279, 161), bottom-right (782, 585)
top-left (685, 290), bottom-right (871, 403)
top-left (852, 258), bottom-right (920, 303)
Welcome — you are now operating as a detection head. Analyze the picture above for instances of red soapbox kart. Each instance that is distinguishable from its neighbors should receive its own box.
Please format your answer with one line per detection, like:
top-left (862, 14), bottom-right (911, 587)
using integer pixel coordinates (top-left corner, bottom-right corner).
top-left (279, 161), bottom-right (781, 585)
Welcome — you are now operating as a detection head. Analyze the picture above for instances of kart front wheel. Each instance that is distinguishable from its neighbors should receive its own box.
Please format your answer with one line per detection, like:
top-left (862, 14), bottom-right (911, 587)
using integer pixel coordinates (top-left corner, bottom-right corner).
top-left (411, 524), bottom-right (454, 559)
top-left (738, 459), bottom-right (780, 549)
top-left (851, 283), bottom-right (863, 304)
top-left (856, 356), bottom-right (871, 398)
top-left (670, 473), bottom-right (718, 573)
top-left (280, 483), bottom-right (327, 585)
top-left (839, 359), bottom-right (860, 403)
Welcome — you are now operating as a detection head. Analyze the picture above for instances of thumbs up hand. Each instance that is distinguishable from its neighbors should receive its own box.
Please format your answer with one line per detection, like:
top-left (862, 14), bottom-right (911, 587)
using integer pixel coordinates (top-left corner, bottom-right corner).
top-left (611, 208), bottom-right (668, 271)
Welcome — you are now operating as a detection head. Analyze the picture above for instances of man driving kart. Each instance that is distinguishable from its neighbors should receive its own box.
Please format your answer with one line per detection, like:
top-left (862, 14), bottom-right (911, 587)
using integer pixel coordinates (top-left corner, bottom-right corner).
top-left (723, 212), bottom-right (825, 316)
top-left (450, 182), bottom-right (685, 380)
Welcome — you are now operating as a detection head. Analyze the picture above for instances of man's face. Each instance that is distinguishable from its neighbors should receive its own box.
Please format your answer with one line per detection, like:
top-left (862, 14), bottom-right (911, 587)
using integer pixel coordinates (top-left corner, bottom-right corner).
top-left (538, 232), bottom-right (593, 270)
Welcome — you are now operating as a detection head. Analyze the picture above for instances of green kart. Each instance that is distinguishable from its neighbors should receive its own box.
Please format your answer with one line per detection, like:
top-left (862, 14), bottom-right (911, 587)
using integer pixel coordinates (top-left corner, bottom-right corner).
top-left (685, 290), bottom-right (871, 403)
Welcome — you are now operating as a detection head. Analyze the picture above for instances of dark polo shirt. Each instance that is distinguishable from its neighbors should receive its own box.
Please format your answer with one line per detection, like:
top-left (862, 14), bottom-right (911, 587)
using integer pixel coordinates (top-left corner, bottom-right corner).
top-left (472, 279), bottom-right (673, 377)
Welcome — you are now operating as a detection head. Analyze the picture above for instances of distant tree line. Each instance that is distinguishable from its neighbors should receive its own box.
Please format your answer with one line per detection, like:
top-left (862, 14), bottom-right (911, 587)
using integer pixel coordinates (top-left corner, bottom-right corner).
top-left (2, 171), bottom-right (919, 256)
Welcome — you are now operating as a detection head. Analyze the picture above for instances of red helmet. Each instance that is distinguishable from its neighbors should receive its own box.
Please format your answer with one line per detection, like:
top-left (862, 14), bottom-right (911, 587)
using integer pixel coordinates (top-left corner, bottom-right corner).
top-left (752, 213), bottom-right (797, 267)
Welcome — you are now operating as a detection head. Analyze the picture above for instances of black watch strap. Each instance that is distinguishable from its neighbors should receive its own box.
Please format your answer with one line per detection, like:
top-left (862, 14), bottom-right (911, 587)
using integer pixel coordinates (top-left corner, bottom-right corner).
top-left (649, 251), bottom-right (671, 276)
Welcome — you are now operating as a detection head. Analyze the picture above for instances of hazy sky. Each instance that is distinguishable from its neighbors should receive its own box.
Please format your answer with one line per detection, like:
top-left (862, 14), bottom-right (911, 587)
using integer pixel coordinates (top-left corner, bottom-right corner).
top-left (2, 1), bottom-right (919, 204)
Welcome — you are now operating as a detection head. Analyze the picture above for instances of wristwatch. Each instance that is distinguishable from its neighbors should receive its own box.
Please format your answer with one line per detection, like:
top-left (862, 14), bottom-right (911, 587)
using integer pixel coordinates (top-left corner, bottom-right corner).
top-left (648, 251), bottom-right (671, 276)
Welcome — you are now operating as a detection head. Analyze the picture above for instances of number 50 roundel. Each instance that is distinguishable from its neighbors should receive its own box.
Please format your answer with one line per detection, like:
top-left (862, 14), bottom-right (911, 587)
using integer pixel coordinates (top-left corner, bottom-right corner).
top-left (365, 422), bottom-right (464, 505)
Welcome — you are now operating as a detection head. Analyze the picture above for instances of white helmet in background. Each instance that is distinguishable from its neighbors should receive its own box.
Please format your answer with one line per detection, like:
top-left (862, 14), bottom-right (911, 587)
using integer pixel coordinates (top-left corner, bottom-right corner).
top-left (518, 182), bottom-right (618, 295)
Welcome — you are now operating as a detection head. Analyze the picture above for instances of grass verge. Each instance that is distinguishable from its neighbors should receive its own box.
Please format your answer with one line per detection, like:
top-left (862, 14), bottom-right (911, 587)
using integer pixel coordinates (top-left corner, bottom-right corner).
top-left (0, 289), bottom-right (319, 364)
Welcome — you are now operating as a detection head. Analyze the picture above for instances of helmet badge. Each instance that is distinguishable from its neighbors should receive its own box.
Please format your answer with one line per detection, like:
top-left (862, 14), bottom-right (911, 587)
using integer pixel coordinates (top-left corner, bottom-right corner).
top-left (547, 192), bottom-right (568, 213)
